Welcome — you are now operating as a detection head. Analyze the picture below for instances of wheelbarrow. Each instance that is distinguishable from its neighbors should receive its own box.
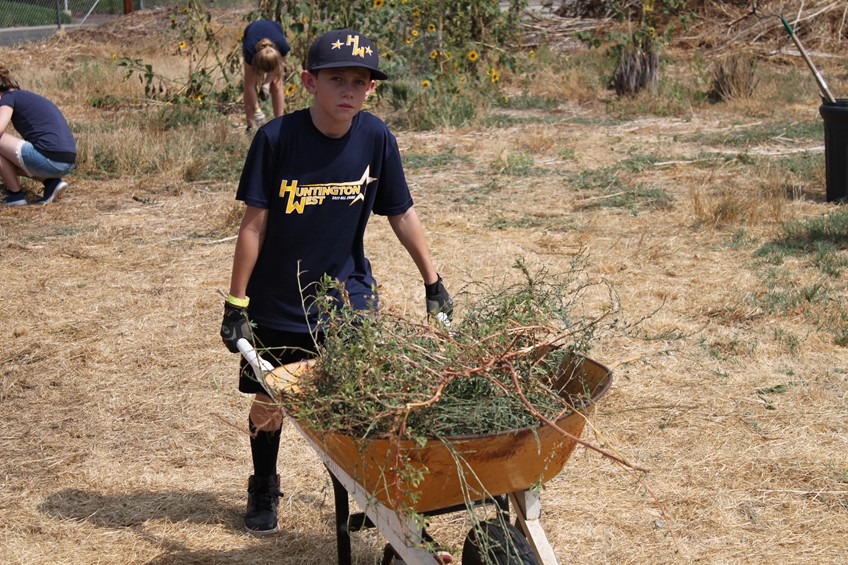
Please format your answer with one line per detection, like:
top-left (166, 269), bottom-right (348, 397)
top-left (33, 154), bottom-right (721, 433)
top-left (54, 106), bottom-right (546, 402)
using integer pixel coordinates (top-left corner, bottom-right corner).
top-left (238, 338), bottom-right (612, 564)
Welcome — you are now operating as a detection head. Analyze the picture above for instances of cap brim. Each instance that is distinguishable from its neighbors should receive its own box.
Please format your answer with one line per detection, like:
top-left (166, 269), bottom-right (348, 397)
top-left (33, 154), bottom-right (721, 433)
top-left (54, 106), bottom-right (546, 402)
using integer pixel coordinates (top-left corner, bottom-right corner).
top-left (308, 61), bottom-right (388, 81)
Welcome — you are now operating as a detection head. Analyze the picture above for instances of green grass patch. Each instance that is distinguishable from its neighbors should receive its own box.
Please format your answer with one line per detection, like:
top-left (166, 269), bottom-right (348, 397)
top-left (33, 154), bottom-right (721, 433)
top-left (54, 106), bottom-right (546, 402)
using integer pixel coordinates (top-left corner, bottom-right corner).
top-left (566, 164), bottom-right (673, 213)
top-left (481, 114), bottom-right (563, 128)
top-left (756, 208), bottom-right (848, 275)
top-left (692, 120), bottom-right (823, 148)
top-left (486, 213), bottom-right (572, 232)
top-left (404, 151), bottom-right (471, 170)
top-left (619, 153), bottom-right (663, 173)
top-left (490, 152), bottom-right (550, 176)
top-left (606, 74), bottom-right (702, 119)
top-left (599, 186), bottom-right (673, 212)
top-left (495, 94), bottom-right (561, 110)
top-left (756, 383), bottom-right (789, 395)
top-left (568, 167), bottom-right (623, 193)
top-left (752, 268), bottom-right (831, 314)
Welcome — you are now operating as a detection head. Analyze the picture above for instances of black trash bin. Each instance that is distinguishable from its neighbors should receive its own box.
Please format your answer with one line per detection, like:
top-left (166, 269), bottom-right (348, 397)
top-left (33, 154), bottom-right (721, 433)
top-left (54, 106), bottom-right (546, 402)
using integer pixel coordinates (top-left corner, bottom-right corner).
top-left (819, 99), bottom-right (848, 202)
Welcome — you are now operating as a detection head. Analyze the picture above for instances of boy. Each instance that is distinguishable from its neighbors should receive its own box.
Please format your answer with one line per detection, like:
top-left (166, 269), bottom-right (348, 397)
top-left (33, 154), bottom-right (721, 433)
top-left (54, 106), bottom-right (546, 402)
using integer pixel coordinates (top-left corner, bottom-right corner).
top-left (220, 29), bottom-right (452, 537)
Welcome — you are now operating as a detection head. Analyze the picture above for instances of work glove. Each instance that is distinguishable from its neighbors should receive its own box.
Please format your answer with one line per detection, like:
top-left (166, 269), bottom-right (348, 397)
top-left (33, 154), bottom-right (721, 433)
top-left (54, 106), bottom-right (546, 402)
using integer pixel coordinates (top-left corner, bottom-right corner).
top-left (221, 297), bottom-right (253, 353)
top-left (425, 275), bottom-right (453, 324)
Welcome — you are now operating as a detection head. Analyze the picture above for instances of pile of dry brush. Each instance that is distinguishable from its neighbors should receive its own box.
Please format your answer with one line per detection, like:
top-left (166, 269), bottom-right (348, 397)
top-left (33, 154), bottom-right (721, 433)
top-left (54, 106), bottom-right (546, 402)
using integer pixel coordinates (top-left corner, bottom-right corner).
top-left (543, 1), bottom-right (847, 54)
top-left (268, 259), bottom-right (623, 441)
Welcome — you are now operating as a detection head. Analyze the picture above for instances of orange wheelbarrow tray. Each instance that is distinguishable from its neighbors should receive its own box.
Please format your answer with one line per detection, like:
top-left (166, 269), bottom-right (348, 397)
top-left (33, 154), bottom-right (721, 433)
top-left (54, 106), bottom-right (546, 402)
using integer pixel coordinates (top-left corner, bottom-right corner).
top-left (237, 338), bottom-right (612, 565)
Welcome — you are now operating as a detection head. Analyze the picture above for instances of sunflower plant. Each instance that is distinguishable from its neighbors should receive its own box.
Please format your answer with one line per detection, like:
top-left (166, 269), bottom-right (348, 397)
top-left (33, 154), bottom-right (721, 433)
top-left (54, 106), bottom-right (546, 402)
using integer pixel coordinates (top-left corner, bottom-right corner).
top-left (116, 0), bottom-right (242, 110)
top-left (267, 0), bottom-right (528, 128)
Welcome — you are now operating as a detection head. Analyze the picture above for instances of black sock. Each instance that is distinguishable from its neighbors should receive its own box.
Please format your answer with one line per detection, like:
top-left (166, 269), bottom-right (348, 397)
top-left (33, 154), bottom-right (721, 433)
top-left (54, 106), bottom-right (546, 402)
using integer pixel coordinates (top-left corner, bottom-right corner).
top-left (249, 417), bottom-right (282, 477)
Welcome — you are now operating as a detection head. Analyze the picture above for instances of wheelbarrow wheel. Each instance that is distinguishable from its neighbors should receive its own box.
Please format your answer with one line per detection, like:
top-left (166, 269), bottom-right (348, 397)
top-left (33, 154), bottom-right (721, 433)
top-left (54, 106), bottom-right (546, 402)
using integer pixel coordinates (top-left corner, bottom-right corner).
top-left (462, 519), bottom-right (539, 564)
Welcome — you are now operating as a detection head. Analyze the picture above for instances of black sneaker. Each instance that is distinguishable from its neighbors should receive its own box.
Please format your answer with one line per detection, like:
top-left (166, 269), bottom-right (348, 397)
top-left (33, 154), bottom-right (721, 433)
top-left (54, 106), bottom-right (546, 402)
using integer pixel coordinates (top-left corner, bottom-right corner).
top-left (244, 474), bottom-right (282, 534)
top-left (37, 179), bottom-right (68, 205)
top-left (3, 190), bottom-right (26, 206)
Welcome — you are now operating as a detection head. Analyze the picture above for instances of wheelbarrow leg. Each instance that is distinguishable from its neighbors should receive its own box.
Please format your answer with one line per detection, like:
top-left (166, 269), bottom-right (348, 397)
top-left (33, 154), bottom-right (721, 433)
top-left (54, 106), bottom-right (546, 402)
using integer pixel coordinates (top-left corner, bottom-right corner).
top-left (330, 469), bottom-right (353, 565)
top-left (509, 490), bottom-right (559, 565)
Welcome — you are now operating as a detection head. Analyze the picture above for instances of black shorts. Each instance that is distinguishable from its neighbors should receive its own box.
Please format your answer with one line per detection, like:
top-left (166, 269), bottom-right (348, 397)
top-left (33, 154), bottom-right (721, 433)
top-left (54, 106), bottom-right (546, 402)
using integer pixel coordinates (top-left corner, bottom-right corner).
top-left (238, 326), bottom-right (322, 394)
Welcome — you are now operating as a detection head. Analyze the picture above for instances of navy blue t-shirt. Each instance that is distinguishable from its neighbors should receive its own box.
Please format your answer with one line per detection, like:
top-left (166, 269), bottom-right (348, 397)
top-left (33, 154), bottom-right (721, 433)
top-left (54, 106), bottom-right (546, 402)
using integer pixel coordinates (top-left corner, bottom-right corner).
top-left (0, 90), bottom-right (76, 163)
top-left (236, 109), bottom-right (413, 332)
top-left (242, 20), bottom-right (291, 65)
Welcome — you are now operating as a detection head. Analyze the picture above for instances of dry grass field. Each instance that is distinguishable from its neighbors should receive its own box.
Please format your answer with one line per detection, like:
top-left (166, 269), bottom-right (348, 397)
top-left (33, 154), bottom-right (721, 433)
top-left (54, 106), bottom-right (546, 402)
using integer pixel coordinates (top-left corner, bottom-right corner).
top-left (2, 4), bottom-right (848, 564)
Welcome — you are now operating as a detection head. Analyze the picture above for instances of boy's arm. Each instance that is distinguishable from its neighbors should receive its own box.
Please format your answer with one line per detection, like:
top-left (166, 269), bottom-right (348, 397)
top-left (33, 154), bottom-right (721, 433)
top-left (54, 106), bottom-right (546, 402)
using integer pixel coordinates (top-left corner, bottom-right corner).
top-left (221, 205), bottom-right (268, 353)
top-left (387, 206), bottom-right (438, 285)
top-left (388, 207), bottom-right (453, 321)
top-left (229, 205), bottom-right (269, 298)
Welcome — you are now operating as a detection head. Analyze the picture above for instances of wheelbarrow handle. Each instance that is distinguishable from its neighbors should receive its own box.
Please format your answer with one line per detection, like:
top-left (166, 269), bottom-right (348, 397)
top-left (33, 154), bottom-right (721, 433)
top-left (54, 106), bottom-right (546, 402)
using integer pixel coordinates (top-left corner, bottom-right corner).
top-left (236, 338), bottom-right (275, 379)
top-left (236, 338), bottom-right (301, 398)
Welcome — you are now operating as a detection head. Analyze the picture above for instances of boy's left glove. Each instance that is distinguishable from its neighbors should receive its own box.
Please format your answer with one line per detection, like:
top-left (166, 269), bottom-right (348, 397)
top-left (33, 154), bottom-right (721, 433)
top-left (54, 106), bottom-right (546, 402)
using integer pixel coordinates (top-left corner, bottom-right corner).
top-left (425, 275), bottom-right (453, 323)
top-left (221, 297), bottom-right (253, 353)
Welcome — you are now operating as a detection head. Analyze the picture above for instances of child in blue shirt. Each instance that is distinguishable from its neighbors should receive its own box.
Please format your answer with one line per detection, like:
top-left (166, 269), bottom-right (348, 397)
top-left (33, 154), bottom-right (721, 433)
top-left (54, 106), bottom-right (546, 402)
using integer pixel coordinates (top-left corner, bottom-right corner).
top-left (0, 65), bottom-right (76, 206)
top-left (221, 29), bottom-right (452, 536)
top-left (242, 20), bottom-right (290, 129)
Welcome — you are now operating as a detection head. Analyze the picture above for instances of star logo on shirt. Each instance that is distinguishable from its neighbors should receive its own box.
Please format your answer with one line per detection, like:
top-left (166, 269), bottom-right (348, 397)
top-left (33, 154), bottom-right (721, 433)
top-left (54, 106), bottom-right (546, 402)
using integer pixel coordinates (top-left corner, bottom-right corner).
top-left (350, 166), bottom-right (376, 205)
top-left (331, 39), bottom-right (343, 49)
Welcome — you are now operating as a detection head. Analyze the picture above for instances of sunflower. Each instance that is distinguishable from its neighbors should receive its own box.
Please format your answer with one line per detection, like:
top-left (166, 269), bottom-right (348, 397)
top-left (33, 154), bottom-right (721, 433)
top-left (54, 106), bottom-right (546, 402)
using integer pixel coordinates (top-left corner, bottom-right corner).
top-left (490, 71), bottom-right (500, 83)
top-left (420, 79), bottom-right (431, 88)
top-left (467, 50), bottom-right (478, 62)
top-left (411, 29), bottom-right (419, 37)
top-left (373, 0), bottom-right (384, 7)
top-left (285, 83), bottom-right (296, 96)
top-left (429, 49), bottom-right (439, 60)
top-left (427, 24), bottom-right (436, 33)
top-left (178, 41), bottom-right (187, 51)
top-left (528, 49), bottom-right (535, 58)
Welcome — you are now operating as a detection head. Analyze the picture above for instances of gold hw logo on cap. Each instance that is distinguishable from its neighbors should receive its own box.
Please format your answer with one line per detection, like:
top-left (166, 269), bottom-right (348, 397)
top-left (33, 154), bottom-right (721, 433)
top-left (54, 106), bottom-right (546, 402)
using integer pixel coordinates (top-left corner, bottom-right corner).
top-left (331, 35), bottom-right (373, 59)
top-left (306, 29), bottom-right (389, 80)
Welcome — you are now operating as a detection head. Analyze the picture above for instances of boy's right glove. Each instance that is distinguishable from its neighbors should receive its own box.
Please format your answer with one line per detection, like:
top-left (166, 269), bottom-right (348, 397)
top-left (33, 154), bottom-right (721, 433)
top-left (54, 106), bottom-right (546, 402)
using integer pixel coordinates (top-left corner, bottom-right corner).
top-left (425, 275), bottom-right (453, 324)
top-left (221, 297), bottom-right (253, 353)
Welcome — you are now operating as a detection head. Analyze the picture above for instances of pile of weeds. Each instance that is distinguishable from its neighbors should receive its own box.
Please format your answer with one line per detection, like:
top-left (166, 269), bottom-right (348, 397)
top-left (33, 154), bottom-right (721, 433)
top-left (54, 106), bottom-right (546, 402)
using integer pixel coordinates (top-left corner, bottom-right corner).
top-left (282, 259), bottom-right (620, 439)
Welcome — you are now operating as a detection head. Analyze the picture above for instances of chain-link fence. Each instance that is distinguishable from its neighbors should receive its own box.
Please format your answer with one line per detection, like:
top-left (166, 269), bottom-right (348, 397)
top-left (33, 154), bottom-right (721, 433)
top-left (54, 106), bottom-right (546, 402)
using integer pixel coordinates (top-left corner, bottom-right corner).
top-left (2, 0), bottom-right (145, 28)
top-left (0, 0), bottom-right (200, 45)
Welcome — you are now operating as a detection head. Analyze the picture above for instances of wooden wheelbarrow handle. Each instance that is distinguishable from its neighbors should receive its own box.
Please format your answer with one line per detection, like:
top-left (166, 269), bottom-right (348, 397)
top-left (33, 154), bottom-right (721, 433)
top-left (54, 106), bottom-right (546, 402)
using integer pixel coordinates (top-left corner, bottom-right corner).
top-left (236, 338), bottom-right (300, 396)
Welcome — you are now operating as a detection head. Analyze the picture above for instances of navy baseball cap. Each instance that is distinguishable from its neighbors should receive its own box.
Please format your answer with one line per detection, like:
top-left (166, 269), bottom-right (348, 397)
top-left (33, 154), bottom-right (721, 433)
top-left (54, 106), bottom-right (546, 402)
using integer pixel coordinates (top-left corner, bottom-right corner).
top-left (306, 29), bottom-right (389, 80)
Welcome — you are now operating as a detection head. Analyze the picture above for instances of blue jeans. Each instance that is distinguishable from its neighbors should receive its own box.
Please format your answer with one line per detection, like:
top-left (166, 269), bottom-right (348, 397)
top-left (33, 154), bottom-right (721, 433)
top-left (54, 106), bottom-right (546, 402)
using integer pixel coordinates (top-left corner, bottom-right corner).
top-left (18, 141), bottom-right (75, 180)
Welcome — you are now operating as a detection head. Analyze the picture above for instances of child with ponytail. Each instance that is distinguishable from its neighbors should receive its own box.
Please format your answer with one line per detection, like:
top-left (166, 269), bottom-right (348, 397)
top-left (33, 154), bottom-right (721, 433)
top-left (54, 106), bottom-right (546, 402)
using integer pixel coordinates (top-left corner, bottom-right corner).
top-left (242, 20), bottom-right (290, 130)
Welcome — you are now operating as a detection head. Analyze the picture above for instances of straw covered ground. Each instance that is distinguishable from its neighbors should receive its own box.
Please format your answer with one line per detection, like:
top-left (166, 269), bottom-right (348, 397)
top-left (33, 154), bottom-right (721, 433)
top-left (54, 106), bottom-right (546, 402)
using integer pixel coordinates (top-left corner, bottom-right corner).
top-left (2, 3), bottom-right (848, 564)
